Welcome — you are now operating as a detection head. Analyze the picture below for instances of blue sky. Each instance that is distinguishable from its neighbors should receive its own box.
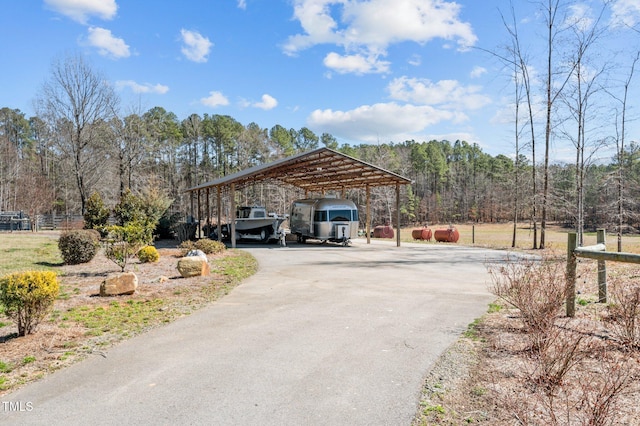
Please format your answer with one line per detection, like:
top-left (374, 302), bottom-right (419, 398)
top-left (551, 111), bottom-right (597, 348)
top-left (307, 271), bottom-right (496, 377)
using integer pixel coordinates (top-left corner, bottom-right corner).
top-left (2, 0), bottom-right (640, 160)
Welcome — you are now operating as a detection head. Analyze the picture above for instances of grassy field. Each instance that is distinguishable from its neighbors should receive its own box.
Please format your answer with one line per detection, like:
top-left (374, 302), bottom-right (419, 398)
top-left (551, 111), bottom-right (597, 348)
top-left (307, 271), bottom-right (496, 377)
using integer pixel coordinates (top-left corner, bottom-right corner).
top-left (399, 222), bottom-right (640, 254)
top-left (0, 232), bottom-right (63, 276)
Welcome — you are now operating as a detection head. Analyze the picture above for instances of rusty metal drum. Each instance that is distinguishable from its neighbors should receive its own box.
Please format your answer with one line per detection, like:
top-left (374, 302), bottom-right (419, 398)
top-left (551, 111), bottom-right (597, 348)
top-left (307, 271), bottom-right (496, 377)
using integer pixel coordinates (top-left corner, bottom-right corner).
top-left (434, 227), bottom-right (459, 243)
top-left (412, 228), bottom-right (432, 241)
top-left (373, 225), bottom-right (394, 239)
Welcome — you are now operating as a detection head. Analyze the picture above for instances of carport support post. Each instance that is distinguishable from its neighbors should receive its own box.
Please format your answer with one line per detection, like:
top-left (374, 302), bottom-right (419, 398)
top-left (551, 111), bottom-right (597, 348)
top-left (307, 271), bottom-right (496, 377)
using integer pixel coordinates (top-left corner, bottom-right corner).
top-left (206, 188), bottom-right (210, 237)
top-left (189, 191), bottom-right (195, 227)
top-left (197, 189), bottom-right (202, 239)
top-left (231, 183), bottom-right (236, 249)
top-left (396, 183), bottom-right (401, 247)
top-left (216, 186), bottom-right (222, 242)
top-left (366, 185), bottom-right (371, 244)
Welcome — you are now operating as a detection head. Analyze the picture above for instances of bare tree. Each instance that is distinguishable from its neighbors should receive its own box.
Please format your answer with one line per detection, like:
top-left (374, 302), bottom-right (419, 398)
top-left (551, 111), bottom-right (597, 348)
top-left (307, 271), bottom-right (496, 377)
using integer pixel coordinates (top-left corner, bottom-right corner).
top-left (35, 53), bottom-right (119, 214)
top-left (495, 1), bottom-right (540, 248)
top-left (560, 4), bottom-right (608, 246)
top-left (609, 52), bottom-right (640, 251)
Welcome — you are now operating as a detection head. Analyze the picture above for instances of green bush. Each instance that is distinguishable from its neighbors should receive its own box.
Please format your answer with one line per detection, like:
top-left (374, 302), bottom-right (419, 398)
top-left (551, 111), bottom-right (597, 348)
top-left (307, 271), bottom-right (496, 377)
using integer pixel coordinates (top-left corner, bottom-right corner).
top-left (195, 238), bottom-right (226, 255)
top-left (138, 245), bottom-right (160, 263)
top-left (58, 230), bottom-right (99, 265)
top-left (0, 271), bottom-right (60, 336)
top-left (84, 191), bottom-right (110, 234)
top-left (113, 189), bottom-right (144, 227)
top-left (103, 223), bottom-right (148, 272)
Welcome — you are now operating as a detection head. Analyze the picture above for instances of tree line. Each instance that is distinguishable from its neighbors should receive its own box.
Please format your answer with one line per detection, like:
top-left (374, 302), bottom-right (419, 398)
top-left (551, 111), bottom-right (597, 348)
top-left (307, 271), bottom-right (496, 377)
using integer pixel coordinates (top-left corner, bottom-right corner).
top-left (2, 95), bottom-right (640, 244)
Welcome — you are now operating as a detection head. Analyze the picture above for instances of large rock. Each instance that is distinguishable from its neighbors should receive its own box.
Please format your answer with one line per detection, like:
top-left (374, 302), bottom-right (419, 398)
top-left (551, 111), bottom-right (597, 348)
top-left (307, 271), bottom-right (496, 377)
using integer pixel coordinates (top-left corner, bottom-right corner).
top-left (177, 256), bottom-right (210, 278)
top-left (100, 272), bottom-right (138, 296)
top-left (186, 249), bottom-right (207, 259)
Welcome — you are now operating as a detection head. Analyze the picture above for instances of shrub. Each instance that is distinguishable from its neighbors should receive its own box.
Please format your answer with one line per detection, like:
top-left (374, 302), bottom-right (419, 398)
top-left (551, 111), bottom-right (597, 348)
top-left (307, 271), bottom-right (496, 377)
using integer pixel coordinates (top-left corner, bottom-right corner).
top-left (115, 186), bottom-right (173, 243)
top-left (607, 274), bottom-right (640, 349)
top-left (83, 228), bottom-right (102, 242)
top-left (84, 191), bottom-right (110, 234)
top-left (178, 240), bottom-right (196, 257)
top-left (103, 223), bottom-right (148, 272)
top-left (58, 230), bottom-right (99, 265)
top-left (173, 222), bottom-right (197, 243)
top-left (138, 245), bottom-right (160, 263)
top-left (157, 212), bottom-right (180, 239)
top-left (194, 238), bottom-right (226, 255)
top-left (113, 189), bottom-right (144, 227)
top-left (487, 256), bottom-right (568, 352)
top-left (0, 271), bottom-right (60, 336)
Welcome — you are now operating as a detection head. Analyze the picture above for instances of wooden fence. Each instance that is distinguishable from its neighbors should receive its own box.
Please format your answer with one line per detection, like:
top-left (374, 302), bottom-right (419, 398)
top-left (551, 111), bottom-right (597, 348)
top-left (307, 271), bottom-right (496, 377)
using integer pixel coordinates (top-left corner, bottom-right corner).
top-left (566, 229), bottom-right (640, 317)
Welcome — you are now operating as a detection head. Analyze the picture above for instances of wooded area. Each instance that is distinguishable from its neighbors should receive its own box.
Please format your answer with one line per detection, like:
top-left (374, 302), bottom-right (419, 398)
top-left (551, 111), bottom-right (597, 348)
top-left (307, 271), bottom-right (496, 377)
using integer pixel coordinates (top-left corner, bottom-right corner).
top-left (1, 1), bottom-right (640, 249)
top-left (2, 98), bottom-right (640, 239)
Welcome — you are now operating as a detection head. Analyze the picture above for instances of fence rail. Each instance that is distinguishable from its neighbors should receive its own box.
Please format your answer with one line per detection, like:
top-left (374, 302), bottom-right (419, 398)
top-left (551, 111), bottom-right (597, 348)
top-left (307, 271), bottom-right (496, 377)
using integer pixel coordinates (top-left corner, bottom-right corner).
top-left (566, 229), bottom-right (640, 317)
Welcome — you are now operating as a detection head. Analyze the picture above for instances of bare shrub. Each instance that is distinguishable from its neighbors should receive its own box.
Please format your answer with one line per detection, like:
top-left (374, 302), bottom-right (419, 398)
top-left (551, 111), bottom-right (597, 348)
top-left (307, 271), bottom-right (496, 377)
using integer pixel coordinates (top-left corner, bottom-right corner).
top-left (607, 272), bottom-right (640, 349)
top-left (575, 349), bottom-right (637, 426)
top-left (173, 222), bottom-right (197, 243)
top-left (488, 256), bottom-right (569, 352)
top-left (531, 321), bottom-right (589, 395)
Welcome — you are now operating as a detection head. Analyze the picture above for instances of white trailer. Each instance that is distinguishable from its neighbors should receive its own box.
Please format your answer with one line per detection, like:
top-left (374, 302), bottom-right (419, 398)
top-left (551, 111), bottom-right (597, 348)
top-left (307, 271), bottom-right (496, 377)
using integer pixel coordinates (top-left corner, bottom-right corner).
top-left (289, 198), bottom-right (358, 245)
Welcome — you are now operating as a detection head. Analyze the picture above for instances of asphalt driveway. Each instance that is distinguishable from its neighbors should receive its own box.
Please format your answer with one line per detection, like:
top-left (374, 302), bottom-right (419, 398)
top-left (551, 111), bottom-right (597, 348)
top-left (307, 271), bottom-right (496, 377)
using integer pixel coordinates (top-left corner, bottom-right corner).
top-left (1, 239), bottom-right (509, 425)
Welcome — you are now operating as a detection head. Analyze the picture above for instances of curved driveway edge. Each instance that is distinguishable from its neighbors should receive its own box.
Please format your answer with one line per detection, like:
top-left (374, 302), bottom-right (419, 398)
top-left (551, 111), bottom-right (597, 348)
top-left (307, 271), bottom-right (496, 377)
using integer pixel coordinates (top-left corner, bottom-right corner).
top-left (1, 239), bottom-right (509, 425)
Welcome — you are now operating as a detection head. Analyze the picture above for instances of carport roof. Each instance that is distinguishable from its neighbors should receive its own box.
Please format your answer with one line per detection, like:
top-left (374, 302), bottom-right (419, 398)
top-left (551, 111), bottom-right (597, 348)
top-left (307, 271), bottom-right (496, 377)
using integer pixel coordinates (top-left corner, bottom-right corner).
top-left (185, 147), bottom-right (412, 193)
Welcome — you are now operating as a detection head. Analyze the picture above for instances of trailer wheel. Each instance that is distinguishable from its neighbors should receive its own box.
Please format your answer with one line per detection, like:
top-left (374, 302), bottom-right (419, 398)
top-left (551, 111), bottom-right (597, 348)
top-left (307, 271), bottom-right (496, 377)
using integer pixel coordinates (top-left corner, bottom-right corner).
top-left (260, 227), bottom-right (271, 242)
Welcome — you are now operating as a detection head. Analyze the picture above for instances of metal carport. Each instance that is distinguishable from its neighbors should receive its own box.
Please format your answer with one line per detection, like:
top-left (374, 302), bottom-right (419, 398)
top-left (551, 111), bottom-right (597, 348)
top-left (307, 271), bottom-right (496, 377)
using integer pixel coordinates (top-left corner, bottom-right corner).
top-left (185, 147), bottom-right (412, 247)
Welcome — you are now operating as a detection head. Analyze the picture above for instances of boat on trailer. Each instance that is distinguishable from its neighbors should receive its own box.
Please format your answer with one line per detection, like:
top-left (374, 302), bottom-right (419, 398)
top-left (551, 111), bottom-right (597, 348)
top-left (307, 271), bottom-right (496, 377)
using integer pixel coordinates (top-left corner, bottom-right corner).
top-left (213, 206), bottom-right (287, 243)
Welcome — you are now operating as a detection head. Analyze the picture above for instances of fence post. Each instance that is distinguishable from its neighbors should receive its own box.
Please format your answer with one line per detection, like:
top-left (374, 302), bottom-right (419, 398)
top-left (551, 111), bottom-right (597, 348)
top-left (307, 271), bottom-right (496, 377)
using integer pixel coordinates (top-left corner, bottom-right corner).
top-left (566, 232), bottom-right (577, 317)
top-left (597, 229), bottom-right (607, 303)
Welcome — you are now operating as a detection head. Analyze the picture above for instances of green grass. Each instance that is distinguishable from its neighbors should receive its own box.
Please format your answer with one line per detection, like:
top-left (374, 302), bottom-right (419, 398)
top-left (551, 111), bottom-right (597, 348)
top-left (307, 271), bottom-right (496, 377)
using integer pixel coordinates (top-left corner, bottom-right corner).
top-left (22, 356), bottom-right (36, 365)
top-left (62, 299), bottom-right (174, 337)
top-left (464, 318), bottom-right (482, 340)
top-left (0, 233), bottom-right (63, 276)
top-left (52, 250), bottom-right (259, 340)
top-left (212, 250), bottom-right (258, 286)
top-left (0, 361), bottom-right (13, 373)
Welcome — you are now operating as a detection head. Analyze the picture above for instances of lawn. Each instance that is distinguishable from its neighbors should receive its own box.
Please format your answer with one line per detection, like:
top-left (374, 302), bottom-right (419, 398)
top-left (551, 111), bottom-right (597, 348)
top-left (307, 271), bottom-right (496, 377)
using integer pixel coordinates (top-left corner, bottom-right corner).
top-left (0, 231), bottom-right (257, 395)
top-left (0, 232), bottom-right (62, 276)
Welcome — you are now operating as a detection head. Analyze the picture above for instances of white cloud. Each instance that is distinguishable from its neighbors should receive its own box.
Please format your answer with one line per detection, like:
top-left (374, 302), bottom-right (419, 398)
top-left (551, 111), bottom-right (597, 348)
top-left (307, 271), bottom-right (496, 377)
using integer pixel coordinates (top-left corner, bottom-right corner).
top-left (470, 66), bottom-right (487, 79)
top-left (252, 94), bottom-right (278, 110)
top-left (284, 0), bottom-right (477, 74)
top-left (44, 0), bottom-right (117, 24)
top-left (610, 0), bottom-right (640, 27)
top-left (180, 29), bottom-right (213, 63)
top-left (237, 0), bottom-right (247, 9)
top-left (565, 4), bottom-right (594, 32)
top-left (115, 80), bottom-right (169, 94)
top-left (408, 54), bottom-right (422, 66)
top-left (201, 91), bottom-right (229, 108)
top-left (307, 102), bottom-right (461, 143)
top-left (86, 27), bottom-right (130, 59)
top-left (323, 52), bottom-right (390, 74)
top-left (387, 76), bottom-right (491, 110)
top-left (306, 74), bottom-right (494, 144)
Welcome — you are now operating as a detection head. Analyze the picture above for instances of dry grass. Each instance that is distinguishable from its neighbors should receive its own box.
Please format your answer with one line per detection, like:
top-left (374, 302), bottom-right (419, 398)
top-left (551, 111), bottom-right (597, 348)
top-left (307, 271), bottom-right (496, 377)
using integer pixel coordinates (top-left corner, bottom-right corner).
top-left (414, 243), bottom-right (640, 426)
top-left (401, 222), bottom-right (640, 254)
